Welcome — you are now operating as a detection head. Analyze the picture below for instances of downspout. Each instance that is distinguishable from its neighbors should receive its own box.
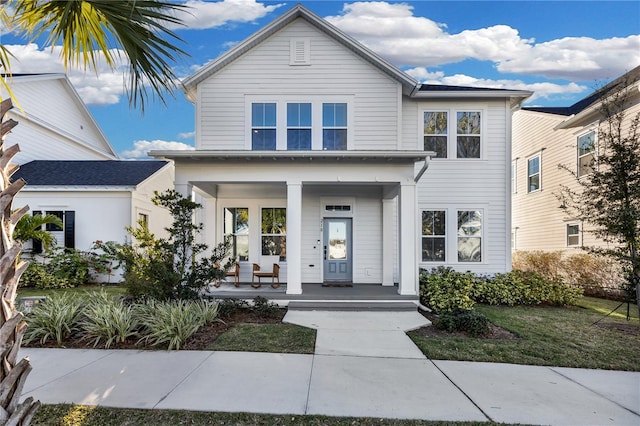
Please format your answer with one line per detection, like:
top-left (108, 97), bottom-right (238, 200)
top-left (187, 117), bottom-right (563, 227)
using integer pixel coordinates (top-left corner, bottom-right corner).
top-left (414, 155), bottom-right (431, 183)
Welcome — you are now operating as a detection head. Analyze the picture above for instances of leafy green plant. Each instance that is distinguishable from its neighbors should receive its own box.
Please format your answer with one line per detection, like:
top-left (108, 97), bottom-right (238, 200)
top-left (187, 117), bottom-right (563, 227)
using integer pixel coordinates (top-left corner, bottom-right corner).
top-left (419, 267), bottom-right (477, 313)
top-left (13, 213), bottom-right (63, 250)
top-left (24, 293), bottom-right (84, 346)
top-left (217, 298), bottom-right (249, 318)
top-left (251, 296), bottom-right (281, 318)
top-left (435, 309), bottom-right (490, 337)
top-left (19, 262), bottom-right (71, 289)
top-left (138, 299), bottom-right (219, 350)
top-left (96, 190), bottom-right (234, 300)
top-left (80, 291), bottom-right (139, 348)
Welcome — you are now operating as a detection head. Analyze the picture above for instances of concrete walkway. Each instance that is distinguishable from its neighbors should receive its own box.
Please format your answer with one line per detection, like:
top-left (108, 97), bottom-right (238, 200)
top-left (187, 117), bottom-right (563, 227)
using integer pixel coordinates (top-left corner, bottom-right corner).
top-left (21, 311), bottom-right (640, 425)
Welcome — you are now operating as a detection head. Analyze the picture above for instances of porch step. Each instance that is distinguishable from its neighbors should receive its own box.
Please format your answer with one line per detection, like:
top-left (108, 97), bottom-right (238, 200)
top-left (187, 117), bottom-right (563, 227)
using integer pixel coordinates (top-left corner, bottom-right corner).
top-left (287, 301), bottom-right (417, 312)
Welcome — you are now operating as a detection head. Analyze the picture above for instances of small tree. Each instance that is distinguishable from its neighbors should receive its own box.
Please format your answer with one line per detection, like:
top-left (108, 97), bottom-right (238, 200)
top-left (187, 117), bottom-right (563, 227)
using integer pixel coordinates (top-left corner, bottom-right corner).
top-left (13, 213), bottom-right (63, 251)
top-left (558, 75), bottom-right (640, 316)
top-left (101, 190), bottom-right (234, 300)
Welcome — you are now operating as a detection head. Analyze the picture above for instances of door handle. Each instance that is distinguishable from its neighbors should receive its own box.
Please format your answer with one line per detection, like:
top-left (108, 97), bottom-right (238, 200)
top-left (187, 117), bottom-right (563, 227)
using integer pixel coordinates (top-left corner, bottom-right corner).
top-left (324, 246), bottom-right (327, 260)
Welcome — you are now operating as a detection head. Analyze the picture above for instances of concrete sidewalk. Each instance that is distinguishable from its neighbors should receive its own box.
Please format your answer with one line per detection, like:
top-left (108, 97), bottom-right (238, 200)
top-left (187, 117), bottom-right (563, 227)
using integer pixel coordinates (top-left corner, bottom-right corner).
top-left (20, 311), bottom-right (640, 425)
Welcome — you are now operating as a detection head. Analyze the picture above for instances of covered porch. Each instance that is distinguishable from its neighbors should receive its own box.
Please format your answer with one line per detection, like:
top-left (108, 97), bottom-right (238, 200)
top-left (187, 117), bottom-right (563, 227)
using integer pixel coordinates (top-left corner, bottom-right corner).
top-left (152, 150), bottom-right (428, 298)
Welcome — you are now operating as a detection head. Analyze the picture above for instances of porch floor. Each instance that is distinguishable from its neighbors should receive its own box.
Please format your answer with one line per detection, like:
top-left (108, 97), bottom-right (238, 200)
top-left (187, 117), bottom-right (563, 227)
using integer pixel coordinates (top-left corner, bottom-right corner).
top-left (205, 282), bottom-right (418, 302)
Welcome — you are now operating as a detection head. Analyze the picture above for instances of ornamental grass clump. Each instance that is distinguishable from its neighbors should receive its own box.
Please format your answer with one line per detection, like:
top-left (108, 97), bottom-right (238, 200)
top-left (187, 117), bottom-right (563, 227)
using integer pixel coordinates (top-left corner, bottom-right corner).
top-left (81, 291), bottom-right (139, 348)
top-left (24, 293), bottom-right (84, 346)
top-left (138, 300), bottom-right (219, 350)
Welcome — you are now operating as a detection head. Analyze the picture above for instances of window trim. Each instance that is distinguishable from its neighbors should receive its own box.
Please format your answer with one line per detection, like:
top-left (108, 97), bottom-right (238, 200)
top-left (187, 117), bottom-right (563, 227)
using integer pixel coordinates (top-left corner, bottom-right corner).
top-left (224, 207), bottom-right (250, 262)
top-left (420, 107), bottom-right (486, 160)
top-left (577, 130), bottom-right (596, 178)
top-left (421, 209), bottom-right (447, 262)
top-left (260, 207), bottom-right (287, 261)
top-left (251, 102), bottom-right (277, 150)
top-left (527, 153), bottom-right (541, 193)
top-left (246, 96), bottom-right (353, 150)
top-left (511, 160), bottom-right (517, 194)
top-left (566, 223), bottom-right (581, 247)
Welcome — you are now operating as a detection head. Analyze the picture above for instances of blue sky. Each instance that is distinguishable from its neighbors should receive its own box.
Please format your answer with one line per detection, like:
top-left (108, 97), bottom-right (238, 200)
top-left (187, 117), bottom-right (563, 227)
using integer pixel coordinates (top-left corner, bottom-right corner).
top-left (2, 0), bottom-right (639, 158)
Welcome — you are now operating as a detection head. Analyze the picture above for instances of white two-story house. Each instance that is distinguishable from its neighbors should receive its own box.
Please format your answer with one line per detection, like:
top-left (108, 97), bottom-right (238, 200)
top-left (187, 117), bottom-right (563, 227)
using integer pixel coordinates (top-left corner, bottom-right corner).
top-left (152, 5), bottom-right (530, 297)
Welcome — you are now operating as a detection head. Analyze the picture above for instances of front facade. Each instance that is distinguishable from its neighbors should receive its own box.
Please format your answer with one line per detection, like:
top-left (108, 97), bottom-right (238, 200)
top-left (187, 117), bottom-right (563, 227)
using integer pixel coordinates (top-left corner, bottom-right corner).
top-left (153, 5), bottom-right (530, 296)
top-left (512, 66), bottom-right (640, 252)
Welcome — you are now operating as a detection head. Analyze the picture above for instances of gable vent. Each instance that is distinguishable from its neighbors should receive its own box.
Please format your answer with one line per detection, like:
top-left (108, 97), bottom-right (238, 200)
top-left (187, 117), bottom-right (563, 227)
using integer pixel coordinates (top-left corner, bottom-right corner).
top-left (290, 38), bottom-right (310, 65)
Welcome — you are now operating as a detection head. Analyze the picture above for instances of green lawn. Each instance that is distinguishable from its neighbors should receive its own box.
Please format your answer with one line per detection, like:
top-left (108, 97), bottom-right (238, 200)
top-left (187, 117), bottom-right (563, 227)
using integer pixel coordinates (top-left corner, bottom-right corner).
top-left (409, 297), bottom-right (640, 371)
top-left (209, 322), bottom-right (316, 354)
top-left (32, 404), bottom-right (508, 426)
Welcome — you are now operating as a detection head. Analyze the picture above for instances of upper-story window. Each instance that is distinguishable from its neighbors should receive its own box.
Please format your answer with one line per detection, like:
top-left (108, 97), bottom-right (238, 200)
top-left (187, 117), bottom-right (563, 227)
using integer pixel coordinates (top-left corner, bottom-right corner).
top-left (322, 103), bottom-right (347, 150)
top-left (252, 103), bottom-right (276, 150)
top-left (578, 131), bottom-right (596, 177)
top-left (528, 154), bottom-right (540, 192)
top-left (456, 112), bottom-right (481, 158)
top-left (566, 223), bottom-right (580, 247)
top-left (422, 110), bottom-right (482, 159)
top-left (287, 103), bottom-right (312, 150)
top-left (423, 112), bottom-right (448, 158)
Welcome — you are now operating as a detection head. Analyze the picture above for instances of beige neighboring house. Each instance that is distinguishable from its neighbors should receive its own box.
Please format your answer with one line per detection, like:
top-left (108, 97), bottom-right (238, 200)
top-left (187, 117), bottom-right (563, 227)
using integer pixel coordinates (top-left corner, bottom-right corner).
top-left (512, 66), bottom-right (640, 253)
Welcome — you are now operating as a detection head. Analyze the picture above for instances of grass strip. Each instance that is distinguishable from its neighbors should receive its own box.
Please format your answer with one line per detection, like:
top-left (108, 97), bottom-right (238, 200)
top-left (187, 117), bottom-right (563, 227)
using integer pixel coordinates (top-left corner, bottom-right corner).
top-left (209, 323), bottom-right (316, 354)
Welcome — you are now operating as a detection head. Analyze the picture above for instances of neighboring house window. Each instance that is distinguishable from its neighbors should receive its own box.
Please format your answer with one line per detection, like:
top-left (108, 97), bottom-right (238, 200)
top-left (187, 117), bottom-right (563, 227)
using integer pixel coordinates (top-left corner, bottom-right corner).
top-left (224, 208), bottom-right (249, 261)
top-left (567, 224), bottom-right (580, 247)
top-left (456, 112), bottom-right (481, 158)
top-left (261, 208), bottom-right (286, 260)
top-left (43, 210), bottom-right (75, 249)
top-left (528, 155), bottom-right (540, 192)
top-left (421, 210), bottom-right (446, 261)
top-left (457, 210), bottom-right (482, 262)
top-left (511, 227), bottom-right (517, 251)
top-left (511, 160), bottom-right (517, 194)
top-left (252, 102), bottom-right (276, 150)
top-left (322, 103), bottom-right (347, 150)
top-left (578, 131), bottom-right (596, 177)
top-left (138, 213), bottom-right (149, 229)
top-left (423, 111), bottom-right (448, 158)
top-left (287, 103), bottom-right (312, 150)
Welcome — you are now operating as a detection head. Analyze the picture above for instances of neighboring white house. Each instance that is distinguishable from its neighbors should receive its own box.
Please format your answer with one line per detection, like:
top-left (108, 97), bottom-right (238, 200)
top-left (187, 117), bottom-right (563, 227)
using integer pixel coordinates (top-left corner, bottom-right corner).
top-left (152, 5), bottom-right (531, 296)
top-left (4, 73), bottom-right (175, 263)
top-left (512, 66), bottom-right (640, 253)
top-left (2, 73), bottom-right (118, 164)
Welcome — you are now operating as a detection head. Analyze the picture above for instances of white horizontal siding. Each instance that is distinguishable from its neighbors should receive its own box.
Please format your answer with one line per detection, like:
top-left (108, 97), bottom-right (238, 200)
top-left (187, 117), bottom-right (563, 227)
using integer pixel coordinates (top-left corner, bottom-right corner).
top-left (197, 18), bottom-right (401, 151)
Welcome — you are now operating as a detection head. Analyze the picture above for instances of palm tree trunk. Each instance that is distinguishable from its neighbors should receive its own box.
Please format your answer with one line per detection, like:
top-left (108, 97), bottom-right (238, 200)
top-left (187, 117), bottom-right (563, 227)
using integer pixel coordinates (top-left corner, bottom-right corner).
top-left (0, 99), bottom-right (40, 425)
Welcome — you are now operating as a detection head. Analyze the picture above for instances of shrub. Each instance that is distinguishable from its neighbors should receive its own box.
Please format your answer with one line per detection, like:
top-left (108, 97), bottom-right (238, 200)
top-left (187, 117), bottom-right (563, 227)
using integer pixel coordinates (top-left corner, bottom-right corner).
top-left (251, 296), bottom-right (280, 318)
top-left (20, 262), bottom-right (71, 289)
top-left (435, 309), bottom-right (490, 337)
top-left (419, 267), bottom-right (477, 314)
top-left (512, 250), bottom-right (563, 280)
top-left (81, 291), bottom-right (139, 348)
top-left (138, 299), bottom-right (219, 350)
top-left (24, 293), bottom-right (84, 346)
top-left (562, 254), bottom-right (624, 298)
top-left (217, 298), bottom-right (249, 318)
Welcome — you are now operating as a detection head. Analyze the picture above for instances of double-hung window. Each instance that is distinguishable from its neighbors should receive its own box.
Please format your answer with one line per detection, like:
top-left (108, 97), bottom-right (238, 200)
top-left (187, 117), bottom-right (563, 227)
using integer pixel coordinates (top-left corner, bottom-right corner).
top-left (224, 208), bottom-right (249, 261)
top-left (287, 103), bottom-right (312, 150)
top-left (528, 154), bottom-right (540, 192)
top-left (423, 112), bottom-right (448, 158)
top-left (322, 103), bottom-right (347, 150)
top-left (567, 224), bottom-right (580, 247)
top-left (422, 210), bottom-right (446, 261)
top-left (456, 112), bottom-right (481, 158)
top-left (261, 208), bottom-right (286, 260)
top-left (578, 131), bottom-right (595, 177)
top-left (457, 210), bottom-right (482, 262)
top-left (252, 103), bottom-right (276, 150)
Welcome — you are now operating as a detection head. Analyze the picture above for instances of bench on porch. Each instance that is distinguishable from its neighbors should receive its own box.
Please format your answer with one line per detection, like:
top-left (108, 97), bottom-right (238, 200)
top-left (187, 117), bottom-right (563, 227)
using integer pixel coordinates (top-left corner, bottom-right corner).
top-left (251, 256), bottom-right (280, 288)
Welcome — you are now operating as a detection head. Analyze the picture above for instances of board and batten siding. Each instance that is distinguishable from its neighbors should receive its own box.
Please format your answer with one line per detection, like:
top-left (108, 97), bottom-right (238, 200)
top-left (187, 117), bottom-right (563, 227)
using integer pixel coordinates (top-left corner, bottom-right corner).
top-left (4, 77), bottom-right (115, 163)
top-left (406, 98), bottom-right (512, 273)
top-left (196, 18), bottom-right (402, 151)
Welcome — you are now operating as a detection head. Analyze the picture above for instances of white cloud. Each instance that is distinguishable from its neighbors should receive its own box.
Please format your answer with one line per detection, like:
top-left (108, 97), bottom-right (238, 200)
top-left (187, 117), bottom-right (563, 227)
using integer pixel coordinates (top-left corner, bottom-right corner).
top-left (171, 0), bottom-right (284, 30)
top-left (121, 140), bottom-right (195, 159)
top-left (405, 68), bottom-right (588, 102)
top-left (326, 1), bottom-right (640, 81)
top-left (177, 131), bottom-right (195, 139)
top-left (6, 43), bottom-right (128, 105)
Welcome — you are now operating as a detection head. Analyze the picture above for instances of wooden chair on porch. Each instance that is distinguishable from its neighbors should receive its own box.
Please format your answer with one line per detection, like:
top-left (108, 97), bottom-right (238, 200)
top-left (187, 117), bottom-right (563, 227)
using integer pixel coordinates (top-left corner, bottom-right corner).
top-left (213, 262), bottom-right (240, 287)
top-left (251, 255), bottom-right (280, 289)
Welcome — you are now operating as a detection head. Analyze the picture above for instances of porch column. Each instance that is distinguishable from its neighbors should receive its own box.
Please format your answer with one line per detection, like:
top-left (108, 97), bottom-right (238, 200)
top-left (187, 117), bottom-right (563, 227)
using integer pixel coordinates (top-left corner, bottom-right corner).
top-left (286, 181), bottom-right (302, 295)
top-left (382, 198), bottom-right (395, 286)
top-left (398, 182), bottom-right (418, 295)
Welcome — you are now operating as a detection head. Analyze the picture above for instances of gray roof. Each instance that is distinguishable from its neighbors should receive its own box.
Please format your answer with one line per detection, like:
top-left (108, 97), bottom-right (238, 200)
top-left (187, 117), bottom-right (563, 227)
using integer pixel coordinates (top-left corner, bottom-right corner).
top-left (14, 160), bottom-right (168, 186)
